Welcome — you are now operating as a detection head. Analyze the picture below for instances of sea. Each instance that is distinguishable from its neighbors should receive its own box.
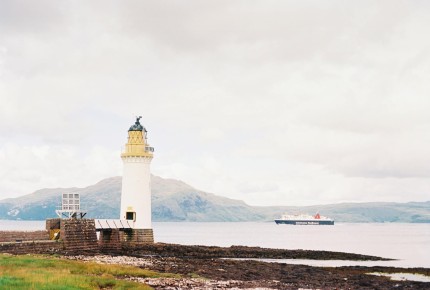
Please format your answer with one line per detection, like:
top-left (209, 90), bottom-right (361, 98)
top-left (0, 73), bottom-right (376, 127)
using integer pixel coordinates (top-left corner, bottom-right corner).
top-left (1, 221), bottom-right (429, 269)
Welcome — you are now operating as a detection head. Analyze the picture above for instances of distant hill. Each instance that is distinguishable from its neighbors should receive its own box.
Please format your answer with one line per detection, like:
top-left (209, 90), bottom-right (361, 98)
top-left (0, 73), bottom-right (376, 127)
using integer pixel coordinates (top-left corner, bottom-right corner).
top-left (253, 201), bottom-right (430, 223)
top-left (0, 176), bottom-right (429, 222)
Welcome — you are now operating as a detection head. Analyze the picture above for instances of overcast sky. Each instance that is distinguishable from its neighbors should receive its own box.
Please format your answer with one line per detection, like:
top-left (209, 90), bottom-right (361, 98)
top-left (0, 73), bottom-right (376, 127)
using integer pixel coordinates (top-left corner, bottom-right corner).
top-left (1, 0), bottom-right (430, 206)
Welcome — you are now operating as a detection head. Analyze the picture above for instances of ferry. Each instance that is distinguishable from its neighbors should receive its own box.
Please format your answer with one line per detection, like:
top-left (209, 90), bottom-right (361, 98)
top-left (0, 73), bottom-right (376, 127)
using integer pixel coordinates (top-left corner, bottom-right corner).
top-left (275, 212), bottom-right (334, 225)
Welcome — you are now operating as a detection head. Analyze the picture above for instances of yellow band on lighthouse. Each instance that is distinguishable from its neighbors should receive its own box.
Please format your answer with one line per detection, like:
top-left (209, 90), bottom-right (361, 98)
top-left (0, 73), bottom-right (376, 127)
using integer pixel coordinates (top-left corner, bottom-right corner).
top-left (121, 130), bottom-right (154, 158)
top-left (121, 117), bottom-right (154, 158)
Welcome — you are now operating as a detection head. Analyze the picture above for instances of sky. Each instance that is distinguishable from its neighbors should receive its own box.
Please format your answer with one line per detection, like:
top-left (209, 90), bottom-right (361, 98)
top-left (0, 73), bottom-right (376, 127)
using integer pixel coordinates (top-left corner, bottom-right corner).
top-left (1, 0), bottom-right (430, 206)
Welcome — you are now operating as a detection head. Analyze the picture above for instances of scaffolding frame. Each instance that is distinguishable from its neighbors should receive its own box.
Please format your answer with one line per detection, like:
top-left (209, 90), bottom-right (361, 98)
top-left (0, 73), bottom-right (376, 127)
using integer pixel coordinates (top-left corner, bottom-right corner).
top-left (55, 193), bottom-right (87, 219)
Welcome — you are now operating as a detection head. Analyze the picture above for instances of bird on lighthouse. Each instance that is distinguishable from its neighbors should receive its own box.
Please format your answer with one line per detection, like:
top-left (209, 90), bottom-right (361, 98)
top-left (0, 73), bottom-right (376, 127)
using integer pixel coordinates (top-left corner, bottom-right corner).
top-left (120, 116), bottom-right (154, 243)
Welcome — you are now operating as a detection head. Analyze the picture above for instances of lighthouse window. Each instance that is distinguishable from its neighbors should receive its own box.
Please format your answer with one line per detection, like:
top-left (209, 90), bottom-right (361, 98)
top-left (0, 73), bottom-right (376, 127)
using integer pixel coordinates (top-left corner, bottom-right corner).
top-left (126, 212), bottom-right (136, 221)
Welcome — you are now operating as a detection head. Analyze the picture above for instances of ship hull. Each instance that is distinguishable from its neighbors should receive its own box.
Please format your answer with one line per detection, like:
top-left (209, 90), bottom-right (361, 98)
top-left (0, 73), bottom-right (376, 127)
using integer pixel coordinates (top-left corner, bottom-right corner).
top-left (274, 219), bottom-right (334, 225)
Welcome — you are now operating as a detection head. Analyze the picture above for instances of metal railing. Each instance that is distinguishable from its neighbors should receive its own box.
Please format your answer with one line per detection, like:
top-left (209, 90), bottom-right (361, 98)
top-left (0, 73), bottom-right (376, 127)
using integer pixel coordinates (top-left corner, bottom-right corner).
top-left (95, 219), bottom-right (133, 230)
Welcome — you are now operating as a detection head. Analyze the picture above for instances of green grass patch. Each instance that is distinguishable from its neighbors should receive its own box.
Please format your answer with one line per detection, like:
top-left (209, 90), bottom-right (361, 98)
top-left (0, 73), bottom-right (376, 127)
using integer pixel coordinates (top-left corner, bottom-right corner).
top-left (0, 253), bottom-right (178, 290)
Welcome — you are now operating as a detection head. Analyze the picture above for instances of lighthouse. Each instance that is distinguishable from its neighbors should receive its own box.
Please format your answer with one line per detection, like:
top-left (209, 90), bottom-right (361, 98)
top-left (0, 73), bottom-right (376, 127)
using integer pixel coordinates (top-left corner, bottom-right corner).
top-left (120, 116), bottom-right (154, 243)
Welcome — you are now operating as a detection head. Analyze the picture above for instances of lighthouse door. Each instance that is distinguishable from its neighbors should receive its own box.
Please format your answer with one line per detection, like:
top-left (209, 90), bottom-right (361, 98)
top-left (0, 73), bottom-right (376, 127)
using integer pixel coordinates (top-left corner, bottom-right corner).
top-left (126, 211), bottom-right (136, 221)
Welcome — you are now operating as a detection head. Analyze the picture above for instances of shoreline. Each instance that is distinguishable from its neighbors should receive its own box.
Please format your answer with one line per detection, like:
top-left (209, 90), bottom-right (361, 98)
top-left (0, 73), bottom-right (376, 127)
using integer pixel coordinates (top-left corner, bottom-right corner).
top-left (3, 242), bottom-right (428, 289)
top-left (65, 248), bottom-right (430, 289)
top-left (118, 243), bottom-right (393, 261)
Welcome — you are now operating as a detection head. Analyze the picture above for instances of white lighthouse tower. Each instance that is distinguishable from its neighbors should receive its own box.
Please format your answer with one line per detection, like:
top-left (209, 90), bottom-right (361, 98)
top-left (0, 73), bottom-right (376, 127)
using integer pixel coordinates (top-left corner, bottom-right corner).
top-left (120, 116), bottom-right (154, 243)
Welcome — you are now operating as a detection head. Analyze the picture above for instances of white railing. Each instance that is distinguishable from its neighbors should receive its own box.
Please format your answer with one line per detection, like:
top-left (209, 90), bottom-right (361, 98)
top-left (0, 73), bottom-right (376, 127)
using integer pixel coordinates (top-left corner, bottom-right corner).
top-left (95, 219), bottom-right (133, 230)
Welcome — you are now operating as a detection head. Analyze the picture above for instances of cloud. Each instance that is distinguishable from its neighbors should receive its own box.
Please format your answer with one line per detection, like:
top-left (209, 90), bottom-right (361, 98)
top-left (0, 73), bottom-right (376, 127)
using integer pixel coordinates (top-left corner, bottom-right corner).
top-left (0, 0), bottom-right (66, 36)
top-left (0, 143), bottom-right (121, 198)
top-left (0, 1), bottom-right (430, 205)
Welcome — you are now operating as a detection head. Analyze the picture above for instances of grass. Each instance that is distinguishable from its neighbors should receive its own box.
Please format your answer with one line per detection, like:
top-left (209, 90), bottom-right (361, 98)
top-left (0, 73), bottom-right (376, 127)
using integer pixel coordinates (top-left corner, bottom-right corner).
top-left (0, 253), bottom-right (178, 290)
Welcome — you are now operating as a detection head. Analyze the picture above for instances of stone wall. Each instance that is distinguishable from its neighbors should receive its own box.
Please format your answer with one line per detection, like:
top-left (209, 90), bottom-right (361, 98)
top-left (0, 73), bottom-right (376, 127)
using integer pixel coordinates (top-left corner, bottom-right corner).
top-left (1, 219), bottom-right (98, 255)
top-left (46, 218), bottom-right (61, 230)
top-left (0, 241), bottom-right (63, 254)
top-left (60, 219), bottom-right (98, 254)
top-left (120, 229), bottom-right (154, 245)
top-left (0, 231), bottom-right (50, 243)
top-left (99, 229), bottom-right (121, 252)
top-left (1, 219), bottom-right (155, 255)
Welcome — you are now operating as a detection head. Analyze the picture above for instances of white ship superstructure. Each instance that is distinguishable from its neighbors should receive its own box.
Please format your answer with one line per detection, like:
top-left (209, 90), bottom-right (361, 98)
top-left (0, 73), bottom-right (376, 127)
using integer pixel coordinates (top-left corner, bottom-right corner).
top-left (275, 213), bottom-right (334, 225)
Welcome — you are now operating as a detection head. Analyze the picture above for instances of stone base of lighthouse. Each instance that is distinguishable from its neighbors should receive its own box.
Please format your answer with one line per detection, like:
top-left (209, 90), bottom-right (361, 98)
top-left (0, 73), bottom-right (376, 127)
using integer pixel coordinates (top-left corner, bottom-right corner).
top-left (121, 229), bottom-right (154, 244)
top-left (98, 228), bottom-right (154, 251)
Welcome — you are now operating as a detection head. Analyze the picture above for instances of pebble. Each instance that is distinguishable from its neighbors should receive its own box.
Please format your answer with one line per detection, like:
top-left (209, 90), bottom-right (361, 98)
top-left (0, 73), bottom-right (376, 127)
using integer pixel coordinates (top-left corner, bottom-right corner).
top-left (65, 255), bottom-right (274, 289)
top-left (66, 254), bottom-right (153, 267)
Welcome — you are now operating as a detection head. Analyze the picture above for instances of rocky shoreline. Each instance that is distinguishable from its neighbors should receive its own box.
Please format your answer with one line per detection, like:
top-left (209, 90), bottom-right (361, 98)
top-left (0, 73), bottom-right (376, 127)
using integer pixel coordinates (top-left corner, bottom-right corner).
top-left (64, 244), bottom-right (430, 289)
top-left (119, 243), bottom-right (391, 261)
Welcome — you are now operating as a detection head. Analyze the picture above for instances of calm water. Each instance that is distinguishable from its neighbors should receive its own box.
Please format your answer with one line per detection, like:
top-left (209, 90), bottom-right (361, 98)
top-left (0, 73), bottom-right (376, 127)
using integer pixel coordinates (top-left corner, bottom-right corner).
top-left (1, 220), bottom-right (429, 268)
